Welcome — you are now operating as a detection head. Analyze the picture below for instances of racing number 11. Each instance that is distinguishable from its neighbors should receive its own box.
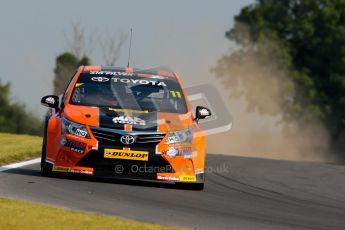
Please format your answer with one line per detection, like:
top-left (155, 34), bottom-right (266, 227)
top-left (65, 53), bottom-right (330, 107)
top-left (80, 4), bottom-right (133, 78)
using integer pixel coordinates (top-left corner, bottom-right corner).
top-left (170, 91), bottom-right (181, 98)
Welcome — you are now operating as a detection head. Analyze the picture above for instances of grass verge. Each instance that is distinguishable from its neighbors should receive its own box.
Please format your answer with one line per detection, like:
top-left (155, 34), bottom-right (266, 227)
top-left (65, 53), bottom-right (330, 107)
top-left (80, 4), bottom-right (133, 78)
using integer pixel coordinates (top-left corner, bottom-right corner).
top-left (0, 134), bottom-right (177, 229)
top-left (0, 133), bottom-right (42, 165)
top-left (0, 197), bottom-right (176, 230)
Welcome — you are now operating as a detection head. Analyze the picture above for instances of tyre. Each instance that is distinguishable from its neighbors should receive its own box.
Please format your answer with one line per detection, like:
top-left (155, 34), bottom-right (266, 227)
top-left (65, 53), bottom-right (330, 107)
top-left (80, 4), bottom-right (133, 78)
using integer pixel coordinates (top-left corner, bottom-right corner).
top-left (41, 123), bottom-right (52, 176)
top-left (176, 183), bottom-right (204, 190)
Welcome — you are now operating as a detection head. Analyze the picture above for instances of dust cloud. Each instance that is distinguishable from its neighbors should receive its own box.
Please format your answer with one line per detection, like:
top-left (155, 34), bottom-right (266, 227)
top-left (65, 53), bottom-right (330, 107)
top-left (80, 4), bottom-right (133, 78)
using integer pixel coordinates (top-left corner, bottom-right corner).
top-left (206, 27), bottom-right (337, 163)
top-left (206, 109), bottom-right (336, 163)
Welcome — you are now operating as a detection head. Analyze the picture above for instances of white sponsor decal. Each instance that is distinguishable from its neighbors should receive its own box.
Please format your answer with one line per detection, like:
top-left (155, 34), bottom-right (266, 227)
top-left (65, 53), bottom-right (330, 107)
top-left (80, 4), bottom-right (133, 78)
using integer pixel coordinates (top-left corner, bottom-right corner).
top-left (90, 74), bottom-right (166, 86)
top-left (91, 77), bottom-right (110, 82)
top-left (45, 97), bottom-right (55, 104)
top-left (166, 147), bottom-right (178, 158)
top-left (157, 175), bottom-right (180, 181)
top-left (75, 129), bottom-right (88, 137)
top-left (70, 169), bottom-right (93, 175)
top-left (199, 108), bottom-right (210, 116)
top-left (67, 127), bottom-right (88, 138)
top-left (71, 148), bottom-right (84, 154)
top-left (90, 71), bottom-right (134, 76)
top-left (112, 116), bottom-right (146, 126)
top-left (112, 77), bottom-right (167, 86)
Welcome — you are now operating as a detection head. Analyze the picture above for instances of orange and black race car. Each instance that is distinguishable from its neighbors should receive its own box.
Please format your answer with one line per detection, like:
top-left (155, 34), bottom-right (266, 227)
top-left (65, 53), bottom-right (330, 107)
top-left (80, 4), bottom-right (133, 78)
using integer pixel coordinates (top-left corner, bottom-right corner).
top-left (40, 66), bottom-right (211, 190)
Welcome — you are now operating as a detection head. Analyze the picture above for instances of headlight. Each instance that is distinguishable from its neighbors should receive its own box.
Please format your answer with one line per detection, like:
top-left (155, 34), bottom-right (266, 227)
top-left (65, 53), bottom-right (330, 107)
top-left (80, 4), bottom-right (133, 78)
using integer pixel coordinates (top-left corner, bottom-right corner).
top-left (62, 117), bottom-right (90, 138)
top-left (165, 129), bottom-right (193, 144)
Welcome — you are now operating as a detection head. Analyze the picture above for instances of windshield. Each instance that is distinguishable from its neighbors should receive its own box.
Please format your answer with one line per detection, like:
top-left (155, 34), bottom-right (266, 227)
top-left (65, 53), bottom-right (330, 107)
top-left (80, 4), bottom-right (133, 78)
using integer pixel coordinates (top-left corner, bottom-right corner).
top-left (69, 71), bottom-right (188, 113)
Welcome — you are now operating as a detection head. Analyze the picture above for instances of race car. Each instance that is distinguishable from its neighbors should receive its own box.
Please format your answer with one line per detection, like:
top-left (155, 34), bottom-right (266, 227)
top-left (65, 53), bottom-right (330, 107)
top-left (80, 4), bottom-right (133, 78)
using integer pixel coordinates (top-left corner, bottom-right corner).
top-left (40, 66), bottom-right (211, 190)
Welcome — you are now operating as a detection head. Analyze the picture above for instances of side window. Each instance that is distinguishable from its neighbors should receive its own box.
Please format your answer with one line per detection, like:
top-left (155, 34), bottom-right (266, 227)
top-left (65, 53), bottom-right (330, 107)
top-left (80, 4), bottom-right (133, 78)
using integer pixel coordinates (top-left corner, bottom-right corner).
top-left (61, 71), bottom-right (78, 103)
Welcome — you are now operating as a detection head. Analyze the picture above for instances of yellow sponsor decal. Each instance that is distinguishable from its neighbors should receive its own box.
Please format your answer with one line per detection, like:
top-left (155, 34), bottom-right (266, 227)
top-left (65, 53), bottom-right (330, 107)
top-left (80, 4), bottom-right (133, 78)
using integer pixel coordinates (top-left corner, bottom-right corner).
top-left (108, 108), bottom-right (148, 114)
top-left (104, 149), bottom-right (149, 161)
top-left (179, 175), bottom-right (196, 182)
top-left (52, 166), bottom-right (70, 172)
top-left (170, 91), bottom-right (182, 98)
top-left (52, 166), bottom-right (93, 175)
top-left (75, 83), bottom-right (84, 87)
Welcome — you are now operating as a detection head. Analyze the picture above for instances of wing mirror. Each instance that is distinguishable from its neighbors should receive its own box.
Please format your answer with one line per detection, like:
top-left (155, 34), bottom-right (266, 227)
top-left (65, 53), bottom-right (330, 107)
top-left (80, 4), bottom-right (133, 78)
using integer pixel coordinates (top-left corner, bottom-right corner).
top-left (195, 106), bottom-right (211, 121)
top-left (41, 95), bottom-right (60, 109)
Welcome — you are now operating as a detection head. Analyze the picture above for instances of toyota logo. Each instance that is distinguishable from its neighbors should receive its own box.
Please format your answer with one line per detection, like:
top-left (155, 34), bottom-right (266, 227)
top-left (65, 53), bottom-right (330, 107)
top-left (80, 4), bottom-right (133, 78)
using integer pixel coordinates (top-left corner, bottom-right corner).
top-left (120, 135), bottom-right (135, 145)
top-left (91, 77), bottom-right (109, 82)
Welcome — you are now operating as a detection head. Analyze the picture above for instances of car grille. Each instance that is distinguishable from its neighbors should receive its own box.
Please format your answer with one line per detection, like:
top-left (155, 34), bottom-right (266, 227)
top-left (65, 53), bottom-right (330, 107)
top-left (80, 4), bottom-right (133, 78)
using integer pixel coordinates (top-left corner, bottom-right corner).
top-left (90, 127), bottom-right (166, 146)
top-left (76, 150), bottom-right (174, 179)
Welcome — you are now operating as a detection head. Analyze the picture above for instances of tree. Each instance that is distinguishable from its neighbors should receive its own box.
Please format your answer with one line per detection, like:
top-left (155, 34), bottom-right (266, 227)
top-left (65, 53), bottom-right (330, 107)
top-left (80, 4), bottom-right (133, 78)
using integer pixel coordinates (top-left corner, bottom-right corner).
top-left (55, 24), bottom-right (127, 95)
top-left (213, 0), bottom-right (345, 153)
top-left (0, 80), bottom-right (42, 135)
top-left (64, 23), bottom-right (97, 60)
top-left (53, 52), bottom-right (90, 95)
top-left (64, 23), bottom-right (127, 67)
top-left (100, 30), bottom-right (127, 66)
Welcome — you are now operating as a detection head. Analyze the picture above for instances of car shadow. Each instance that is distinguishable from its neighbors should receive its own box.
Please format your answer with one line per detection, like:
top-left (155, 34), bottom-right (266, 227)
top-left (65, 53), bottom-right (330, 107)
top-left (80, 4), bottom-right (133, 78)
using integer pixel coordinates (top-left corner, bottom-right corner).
top-left (1, 167), bottom-right (202, 191)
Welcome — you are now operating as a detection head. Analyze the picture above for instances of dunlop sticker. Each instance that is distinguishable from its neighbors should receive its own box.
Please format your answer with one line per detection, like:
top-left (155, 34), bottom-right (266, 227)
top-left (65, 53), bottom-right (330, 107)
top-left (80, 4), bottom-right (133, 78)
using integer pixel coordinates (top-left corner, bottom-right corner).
top-left (104, 149), bottom-right (149, 161)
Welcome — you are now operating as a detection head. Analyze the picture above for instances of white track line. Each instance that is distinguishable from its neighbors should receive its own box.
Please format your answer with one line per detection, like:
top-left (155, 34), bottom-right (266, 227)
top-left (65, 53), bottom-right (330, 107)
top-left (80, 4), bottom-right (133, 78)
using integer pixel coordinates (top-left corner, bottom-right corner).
top-left (0, 158), bottom-right (40, 172)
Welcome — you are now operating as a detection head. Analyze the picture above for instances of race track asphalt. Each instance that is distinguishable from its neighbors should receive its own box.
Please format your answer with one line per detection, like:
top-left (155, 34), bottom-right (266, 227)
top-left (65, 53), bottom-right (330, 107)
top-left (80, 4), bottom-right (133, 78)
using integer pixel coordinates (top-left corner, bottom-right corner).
top-left (0, 154), bottom-right (345, 230)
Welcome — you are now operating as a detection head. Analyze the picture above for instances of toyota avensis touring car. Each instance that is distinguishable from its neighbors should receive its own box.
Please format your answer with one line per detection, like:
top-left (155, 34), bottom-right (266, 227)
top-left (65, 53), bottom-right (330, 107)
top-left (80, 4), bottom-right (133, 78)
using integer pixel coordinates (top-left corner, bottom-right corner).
top-left (41, 66), bottom-right (211, 190)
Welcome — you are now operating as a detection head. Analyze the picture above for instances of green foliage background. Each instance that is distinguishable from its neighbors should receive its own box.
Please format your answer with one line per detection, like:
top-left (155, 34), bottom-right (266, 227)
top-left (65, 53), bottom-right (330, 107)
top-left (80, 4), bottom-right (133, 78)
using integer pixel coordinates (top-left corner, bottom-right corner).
top-left (214, 0), bottom-right (345, 153)
top-left (0, 81), bottom-right (42, 135)
top-left (0, 52), bottom-right (90, 136)
top-left (53, 52), bottom-right (90, 95)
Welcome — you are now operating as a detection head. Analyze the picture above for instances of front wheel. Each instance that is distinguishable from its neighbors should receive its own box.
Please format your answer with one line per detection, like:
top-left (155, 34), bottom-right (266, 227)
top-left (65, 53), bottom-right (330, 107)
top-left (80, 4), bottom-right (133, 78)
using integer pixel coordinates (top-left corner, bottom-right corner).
top-left (41, 134), bottom-right (52, 176)
top-left (176, 183), bottom-right (204, 190)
